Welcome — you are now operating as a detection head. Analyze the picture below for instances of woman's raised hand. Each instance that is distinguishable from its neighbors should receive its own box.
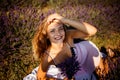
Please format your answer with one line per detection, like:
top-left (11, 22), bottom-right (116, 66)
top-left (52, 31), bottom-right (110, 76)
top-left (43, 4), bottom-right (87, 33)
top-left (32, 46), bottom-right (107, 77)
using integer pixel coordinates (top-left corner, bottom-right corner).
top-left (47, 13), bottom-right (64, 24)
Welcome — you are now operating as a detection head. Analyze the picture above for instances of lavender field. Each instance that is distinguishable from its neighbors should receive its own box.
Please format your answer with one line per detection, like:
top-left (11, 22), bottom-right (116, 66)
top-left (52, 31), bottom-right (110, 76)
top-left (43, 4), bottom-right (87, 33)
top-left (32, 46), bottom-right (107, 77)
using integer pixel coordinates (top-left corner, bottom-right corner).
top-left (0, 0), bottom-right (120, 80)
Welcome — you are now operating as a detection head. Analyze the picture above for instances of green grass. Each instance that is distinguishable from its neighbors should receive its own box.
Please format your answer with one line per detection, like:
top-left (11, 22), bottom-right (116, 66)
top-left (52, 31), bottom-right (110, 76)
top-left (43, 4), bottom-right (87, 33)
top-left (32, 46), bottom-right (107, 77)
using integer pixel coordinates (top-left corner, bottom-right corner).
top-left (0, 0), bottom-right (120, 80)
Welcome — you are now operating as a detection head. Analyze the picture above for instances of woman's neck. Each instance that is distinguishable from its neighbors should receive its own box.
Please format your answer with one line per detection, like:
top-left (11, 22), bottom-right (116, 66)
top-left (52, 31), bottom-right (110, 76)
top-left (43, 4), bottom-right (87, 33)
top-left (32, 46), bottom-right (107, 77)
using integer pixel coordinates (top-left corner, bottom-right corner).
top-left (50, 42), bottom-right (64, 51)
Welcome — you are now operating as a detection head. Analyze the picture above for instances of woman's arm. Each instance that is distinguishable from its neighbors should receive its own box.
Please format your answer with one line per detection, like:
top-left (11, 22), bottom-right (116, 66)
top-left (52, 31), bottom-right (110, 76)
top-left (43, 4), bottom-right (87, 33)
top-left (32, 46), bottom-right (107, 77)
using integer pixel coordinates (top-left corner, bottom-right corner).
top-left (47, 13), bottom-right (97, 39)
top-left (37, 54), bottom-right (57, 80)
top-left (62, 18), bottom-right (97, 36)
top-left (37, 56), bottom-right (48, 80)
top-left (37, 63), bottom-right (46, 80)
top-left (37, 54), bottom-right (50, 80)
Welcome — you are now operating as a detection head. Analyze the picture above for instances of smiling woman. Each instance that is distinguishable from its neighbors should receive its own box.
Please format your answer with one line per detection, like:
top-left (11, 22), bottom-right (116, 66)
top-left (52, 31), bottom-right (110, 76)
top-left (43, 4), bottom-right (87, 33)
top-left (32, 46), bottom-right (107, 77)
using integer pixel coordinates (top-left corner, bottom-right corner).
top-left (46, 20), bottom-right (65, 44)
top-left (23, 13), bottom-right (100, 80)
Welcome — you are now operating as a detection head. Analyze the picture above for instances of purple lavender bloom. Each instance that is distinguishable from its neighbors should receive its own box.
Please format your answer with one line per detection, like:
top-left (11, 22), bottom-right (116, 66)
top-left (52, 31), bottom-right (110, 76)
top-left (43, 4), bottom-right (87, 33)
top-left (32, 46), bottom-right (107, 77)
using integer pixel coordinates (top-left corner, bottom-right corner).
top-left (57, 47), bottom-right (80, 79)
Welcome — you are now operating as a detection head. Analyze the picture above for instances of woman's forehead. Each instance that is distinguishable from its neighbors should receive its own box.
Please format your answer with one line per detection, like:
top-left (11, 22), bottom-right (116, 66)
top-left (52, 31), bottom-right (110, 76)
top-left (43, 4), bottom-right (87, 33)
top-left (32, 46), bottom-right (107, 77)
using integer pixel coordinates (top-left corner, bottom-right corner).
top-left (47, 22), bottom-right (63, 30)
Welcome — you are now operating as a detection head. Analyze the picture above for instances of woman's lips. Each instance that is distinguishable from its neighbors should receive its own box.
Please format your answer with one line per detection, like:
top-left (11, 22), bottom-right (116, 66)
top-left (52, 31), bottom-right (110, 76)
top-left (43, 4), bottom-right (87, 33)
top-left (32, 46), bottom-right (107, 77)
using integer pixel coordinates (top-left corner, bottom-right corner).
top-left (54, 36), bottom-right (63, 40)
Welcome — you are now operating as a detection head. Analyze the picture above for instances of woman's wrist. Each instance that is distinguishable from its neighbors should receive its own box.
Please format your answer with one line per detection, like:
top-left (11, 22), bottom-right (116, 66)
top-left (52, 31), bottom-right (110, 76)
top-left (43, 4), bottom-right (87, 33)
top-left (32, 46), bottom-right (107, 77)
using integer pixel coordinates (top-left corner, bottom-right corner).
top-left (61, 18), bottom-right (83, 28)
top-left (61, 18), bottom-right (71, 25)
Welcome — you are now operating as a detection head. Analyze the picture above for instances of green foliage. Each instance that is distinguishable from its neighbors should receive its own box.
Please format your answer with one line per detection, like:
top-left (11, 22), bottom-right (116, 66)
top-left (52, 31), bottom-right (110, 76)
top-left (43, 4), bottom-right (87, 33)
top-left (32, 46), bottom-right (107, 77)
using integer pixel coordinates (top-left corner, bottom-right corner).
top-left (0, 0), bottom-right (120, 80)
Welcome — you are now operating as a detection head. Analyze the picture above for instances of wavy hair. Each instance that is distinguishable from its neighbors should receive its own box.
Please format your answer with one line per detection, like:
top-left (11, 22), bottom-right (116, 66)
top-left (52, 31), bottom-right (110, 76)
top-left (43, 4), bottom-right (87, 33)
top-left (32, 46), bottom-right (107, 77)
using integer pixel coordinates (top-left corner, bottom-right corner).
top-left (32, 18), bottom-right (67, 60)
top-left (32, 18), bottom-right (50, 60)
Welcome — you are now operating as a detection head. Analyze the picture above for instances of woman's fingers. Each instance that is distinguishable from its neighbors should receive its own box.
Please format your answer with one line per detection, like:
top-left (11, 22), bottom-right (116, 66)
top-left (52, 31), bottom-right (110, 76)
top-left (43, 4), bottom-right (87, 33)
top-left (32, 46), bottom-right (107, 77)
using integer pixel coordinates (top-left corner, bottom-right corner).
top-left (47, 13), bottom-right (63, 24)
top-left (47, 18), bottom-right (56, 24)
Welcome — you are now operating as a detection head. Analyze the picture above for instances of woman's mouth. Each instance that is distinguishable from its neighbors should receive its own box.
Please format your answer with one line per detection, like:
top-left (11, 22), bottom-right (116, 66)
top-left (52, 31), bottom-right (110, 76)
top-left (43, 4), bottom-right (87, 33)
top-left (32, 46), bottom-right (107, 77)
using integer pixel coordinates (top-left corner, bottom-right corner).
top-left (54, 36), bottom-right (63, 40)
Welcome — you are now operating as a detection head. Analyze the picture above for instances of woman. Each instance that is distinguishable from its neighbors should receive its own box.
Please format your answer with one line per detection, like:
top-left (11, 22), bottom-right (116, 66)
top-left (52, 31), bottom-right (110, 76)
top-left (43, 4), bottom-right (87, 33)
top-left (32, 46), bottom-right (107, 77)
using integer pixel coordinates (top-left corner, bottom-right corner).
top-left (23, 13), bottom-right (101, 80)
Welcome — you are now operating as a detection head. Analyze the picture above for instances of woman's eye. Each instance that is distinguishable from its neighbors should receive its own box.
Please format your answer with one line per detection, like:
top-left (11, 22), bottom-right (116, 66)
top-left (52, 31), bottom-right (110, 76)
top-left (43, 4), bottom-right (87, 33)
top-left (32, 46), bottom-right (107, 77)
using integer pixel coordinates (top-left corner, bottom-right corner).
top-left (50, 30), bottom-right (55, 33)
top-left (59, 27), bottom-right (64, 31)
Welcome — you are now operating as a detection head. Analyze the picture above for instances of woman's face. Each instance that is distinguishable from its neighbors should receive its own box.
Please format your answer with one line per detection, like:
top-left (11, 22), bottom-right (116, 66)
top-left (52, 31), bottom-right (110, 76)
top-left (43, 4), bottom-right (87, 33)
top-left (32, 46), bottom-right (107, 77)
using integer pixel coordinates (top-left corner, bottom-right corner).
top-left (47, 20), bottom-right (65, 44)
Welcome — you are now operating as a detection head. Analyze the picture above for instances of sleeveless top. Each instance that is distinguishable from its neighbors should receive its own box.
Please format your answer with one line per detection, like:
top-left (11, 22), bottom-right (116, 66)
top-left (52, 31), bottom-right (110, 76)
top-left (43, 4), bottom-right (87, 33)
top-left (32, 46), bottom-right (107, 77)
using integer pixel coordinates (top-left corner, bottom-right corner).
top-left (23, 39), bottom-right (101, 80)
top-left (73, 40), bottom-right (100, 80)
top-left (56, 39), bottom-right (100, 80)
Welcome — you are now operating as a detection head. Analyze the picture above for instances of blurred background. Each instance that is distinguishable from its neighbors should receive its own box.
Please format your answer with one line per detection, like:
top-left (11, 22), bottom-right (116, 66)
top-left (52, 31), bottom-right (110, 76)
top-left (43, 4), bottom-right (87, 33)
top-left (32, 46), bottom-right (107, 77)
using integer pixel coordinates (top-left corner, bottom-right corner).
top-left (0, 0), bottom-right (120, 80)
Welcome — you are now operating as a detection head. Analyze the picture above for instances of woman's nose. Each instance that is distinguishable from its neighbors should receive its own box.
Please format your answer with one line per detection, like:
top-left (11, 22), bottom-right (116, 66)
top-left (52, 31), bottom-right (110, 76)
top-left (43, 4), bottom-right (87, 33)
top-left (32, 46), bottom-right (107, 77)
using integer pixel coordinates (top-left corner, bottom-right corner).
top-left (55, 31), bottom-right (61, 35)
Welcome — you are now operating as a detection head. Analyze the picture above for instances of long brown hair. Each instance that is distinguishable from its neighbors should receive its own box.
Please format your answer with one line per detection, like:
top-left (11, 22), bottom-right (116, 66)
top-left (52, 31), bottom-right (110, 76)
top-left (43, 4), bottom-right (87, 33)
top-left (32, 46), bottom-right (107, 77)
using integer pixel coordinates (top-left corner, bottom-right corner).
top-left (32, 17), bottom-right (67, 60)
top-left (32, 18), bottom-right (50, 60)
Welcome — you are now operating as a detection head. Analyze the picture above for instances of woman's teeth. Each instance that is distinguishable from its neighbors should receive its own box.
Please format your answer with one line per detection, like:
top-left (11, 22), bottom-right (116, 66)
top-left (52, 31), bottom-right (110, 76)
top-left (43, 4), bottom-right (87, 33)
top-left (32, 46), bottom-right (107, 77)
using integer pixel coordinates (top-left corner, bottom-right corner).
top-left (55, 36), bottom-right (62, 40)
